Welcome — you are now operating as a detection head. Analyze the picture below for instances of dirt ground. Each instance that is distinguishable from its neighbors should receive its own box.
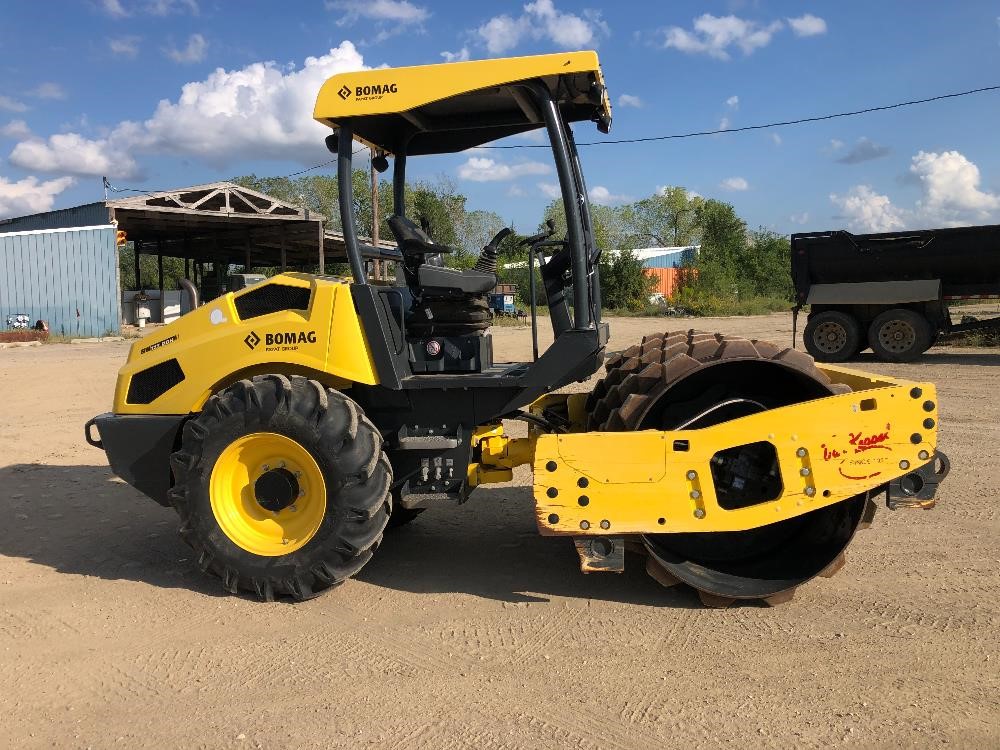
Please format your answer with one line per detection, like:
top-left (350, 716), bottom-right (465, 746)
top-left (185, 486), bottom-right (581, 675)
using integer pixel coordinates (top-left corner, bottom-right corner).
top-left (1, 311), bottom-right (998, 749)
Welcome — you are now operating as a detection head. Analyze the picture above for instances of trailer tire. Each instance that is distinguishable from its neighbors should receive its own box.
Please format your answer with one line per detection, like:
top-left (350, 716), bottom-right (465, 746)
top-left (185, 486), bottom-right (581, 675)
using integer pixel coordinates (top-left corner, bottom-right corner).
top-left (803, 310), bottom-right (862, 362)
top-left (868, 308), bottom-right (933, 362)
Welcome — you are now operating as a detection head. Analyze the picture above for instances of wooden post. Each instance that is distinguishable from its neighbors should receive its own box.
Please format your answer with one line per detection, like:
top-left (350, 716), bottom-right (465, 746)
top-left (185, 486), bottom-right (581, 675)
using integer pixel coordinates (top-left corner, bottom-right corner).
top-left (134, 241), bottom-right (141, 290)
top-left (156, 242), bottom-right (165, 323)
top-left (280, 235), bottom-right (287, 272)
top-left (318, 220), bottom-right (325, 275)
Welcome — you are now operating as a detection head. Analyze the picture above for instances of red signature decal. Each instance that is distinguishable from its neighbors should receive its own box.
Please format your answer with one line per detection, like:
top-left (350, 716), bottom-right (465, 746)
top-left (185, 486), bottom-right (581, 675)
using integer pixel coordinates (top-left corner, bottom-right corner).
top-left (821, 423), bottom-right (892, 481)
top-left (848, 427), bottom-right (891, 452)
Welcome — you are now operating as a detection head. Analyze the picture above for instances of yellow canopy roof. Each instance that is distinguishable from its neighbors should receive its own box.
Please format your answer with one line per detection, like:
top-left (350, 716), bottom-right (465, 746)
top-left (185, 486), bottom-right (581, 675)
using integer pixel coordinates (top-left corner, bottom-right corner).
top-left (313, 51), bottom-right (611, 155)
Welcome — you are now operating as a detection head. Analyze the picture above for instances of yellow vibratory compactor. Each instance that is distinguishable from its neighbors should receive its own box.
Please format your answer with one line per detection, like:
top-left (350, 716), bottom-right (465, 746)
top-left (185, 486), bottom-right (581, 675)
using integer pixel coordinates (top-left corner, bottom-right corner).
top-left (86, 52), bottom-right (948, 605)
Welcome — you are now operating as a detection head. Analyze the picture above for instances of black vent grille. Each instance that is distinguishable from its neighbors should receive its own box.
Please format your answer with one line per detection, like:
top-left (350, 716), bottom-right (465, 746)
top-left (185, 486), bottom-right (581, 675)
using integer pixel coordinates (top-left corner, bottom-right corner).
top-left (127, 359), bottom-right (185, 404)
top-left (234, 284), bottom-right (311, 320)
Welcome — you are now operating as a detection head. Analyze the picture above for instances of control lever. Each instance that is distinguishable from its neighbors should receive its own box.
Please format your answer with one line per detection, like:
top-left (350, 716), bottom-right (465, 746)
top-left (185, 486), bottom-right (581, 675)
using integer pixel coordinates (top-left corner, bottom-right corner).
top-left (519, 218), bottom-right (556, 248)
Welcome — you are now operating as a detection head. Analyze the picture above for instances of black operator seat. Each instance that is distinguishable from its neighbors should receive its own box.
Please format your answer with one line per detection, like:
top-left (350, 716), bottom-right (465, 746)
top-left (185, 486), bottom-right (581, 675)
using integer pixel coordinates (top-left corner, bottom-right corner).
top-left (387, 214), bottom-right (497, 295)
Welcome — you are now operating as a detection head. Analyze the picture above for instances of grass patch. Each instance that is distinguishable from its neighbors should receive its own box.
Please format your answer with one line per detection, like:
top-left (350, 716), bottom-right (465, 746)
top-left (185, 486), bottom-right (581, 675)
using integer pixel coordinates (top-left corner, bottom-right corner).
top-left (666, 291), bottom-right (793, 317)
top-left (955, 329), bottom-right (1000, 347)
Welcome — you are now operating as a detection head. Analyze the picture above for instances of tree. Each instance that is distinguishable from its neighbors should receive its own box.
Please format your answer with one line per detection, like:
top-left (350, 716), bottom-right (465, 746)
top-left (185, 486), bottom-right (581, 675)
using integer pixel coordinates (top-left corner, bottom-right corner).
top-left (684, 199), bottom-right (748, 296)
top-left (623, 186), bottom-right (703, 248)
top-left (598, 248), bottom-right (656, 310)
top-left (118, 244), bottom-right (187, 291)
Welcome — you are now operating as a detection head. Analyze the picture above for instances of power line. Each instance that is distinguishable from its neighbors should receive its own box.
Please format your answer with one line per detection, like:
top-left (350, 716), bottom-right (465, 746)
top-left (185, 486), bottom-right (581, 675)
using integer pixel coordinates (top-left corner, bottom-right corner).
top-left (102, 146), bottom-right (366, 196)
top-left (480, 83), bottom-right (1000, 149)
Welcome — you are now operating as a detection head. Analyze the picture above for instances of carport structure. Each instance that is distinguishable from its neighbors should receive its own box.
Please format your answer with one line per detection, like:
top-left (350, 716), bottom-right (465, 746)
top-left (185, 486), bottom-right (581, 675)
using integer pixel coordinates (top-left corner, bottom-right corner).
top-left (110, 181), bottom-right (397, 308)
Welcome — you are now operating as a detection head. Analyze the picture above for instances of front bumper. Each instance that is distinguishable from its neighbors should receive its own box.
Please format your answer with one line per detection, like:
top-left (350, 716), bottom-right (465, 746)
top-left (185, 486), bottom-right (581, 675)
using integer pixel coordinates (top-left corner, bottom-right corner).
top-left (85, 413), bottom-right (186, 506)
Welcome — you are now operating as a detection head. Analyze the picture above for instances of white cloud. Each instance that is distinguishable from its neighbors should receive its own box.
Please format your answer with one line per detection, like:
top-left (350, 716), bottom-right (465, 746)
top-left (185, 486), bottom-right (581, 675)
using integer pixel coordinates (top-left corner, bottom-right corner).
top-left (10, 132), bottom-right (137, 179)
top-left (588, 185), bottom-right (631, 205)
top-left (457, 156), bottom-right (549, 182)
top-left (1, 120), bottom-right (31, 139)
top-left (829, 138), bottom-right (844, 151)
top-left (789, 211), bottom-right (809, 225)
top-left (101, 0), bottom-right (128, 18)
top-left (831, 150), bottom-right (1000, 231)
top-left (618, 94), bottom-right (643, 108)
top-left (109, 36), bottom-right (141, 57)
top-left (719, 176), bottom-right (748, 191)
top-left (718, 116), bottom-right (731, 131)
top-left (507, 184), bottom-right (526, 197)
top-left (8, 42), bottom-right (368, 178)
top-left (329, 0), bottom-right (429, 23)
top-left (770, 132), bottom-right (782, 145)
top-left (30, 83), bottom-right (66, 100)
top-left (477, 0), bottom-right (607, 54)
top-left (147, 0), bottom-right (199, 15)
top-left (538, 182), bottom-right (561, 199)
top-left (0, 175), bottom-right (75, 219)
top-left (0, 96), bottom-right (28, 113)
top-left (726, 95), bottom-right (739, 109)
top-left (100, 0), bottom-right (198, 17)
top-left (165, 33), bottom-right (207, 64)
top-left (441, 47), bottom-right (470, 62)
top-left (830, 185), bottom-right (905, 232)
top-left (911, 150), bottom-right (1000, 224)
top-left (663, 14), bottom-right (784, 60)
top-left (787, 14), bottom-right (827, 37)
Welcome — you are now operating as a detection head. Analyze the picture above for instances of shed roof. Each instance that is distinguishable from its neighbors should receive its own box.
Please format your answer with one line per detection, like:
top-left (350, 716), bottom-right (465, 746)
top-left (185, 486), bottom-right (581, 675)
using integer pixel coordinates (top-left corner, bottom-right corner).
top-left (0, 181), bottom-right (398, 268)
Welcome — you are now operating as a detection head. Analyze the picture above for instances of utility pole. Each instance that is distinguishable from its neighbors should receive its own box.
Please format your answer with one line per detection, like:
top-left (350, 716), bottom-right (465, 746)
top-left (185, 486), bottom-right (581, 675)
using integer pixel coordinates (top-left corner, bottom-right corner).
top-left (371, 148), bottom-right (381, 281)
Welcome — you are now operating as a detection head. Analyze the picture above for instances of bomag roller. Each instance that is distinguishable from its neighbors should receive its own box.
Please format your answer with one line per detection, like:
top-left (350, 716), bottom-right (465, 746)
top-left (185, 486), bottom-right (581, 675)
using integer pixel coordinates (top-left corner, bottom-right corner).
top-left (86, 51), bottom-right (949, 606)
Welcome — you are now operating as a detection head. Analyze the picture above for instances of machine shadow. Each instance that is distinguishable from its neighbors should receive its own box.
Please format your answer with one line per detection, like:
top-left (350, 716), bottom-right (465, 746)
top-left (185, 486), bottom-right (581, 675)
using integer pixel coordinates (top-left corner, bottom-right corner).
top-left (0, 463), bottom-right (224, 598)
top-left (0, 464), bottom-right (699, 608)
top-left (359, 486), bottom-right (699, 609)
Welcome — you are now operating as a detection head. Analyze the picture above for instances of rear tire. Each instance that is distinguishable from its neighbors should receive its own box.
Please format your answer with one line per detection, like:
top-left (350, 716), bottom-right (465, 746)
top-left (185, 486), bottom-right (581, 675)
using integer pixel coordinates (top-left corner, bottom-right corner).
top-left (168, 374), bottom-right (392, 601)
top-left (803, 310), bottom-right (861, 362)
top-left (868, 308), bottom-right (932, 362)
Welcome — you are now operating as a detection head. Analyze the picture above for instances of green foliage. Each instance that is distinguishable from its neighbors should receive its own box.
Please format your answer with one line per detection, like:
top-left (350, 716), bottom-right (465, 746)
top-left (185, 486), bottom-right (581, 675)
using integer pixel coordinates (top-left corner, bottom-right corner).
top-left (118, 245), bottom-right (187, 290)
top-left (598, 248), bottom-right (657, 310)
top-left (621, 186), bottom-right (703, 247)
top-left (228, 167), bottom-right (797, 318)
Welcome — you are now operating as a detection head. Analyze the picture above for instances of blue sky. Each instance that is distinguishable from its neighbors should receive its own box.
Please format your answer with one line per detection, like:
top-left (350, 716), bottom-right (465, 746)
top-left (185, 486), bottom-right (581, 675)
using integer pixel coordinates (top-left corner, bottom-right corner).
top-left (1, 1), bottom-right (999, 237)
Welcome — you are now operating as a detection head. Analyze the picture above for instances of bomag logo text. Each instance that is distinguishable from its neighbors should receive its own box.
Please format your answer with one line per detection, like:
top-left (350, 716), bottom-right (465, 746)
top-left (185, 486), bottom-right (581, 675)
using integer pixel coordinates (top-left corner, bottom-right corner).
top-left (265, 331), bottom-right (317, 346)
top-left (354, 83), bottom-right (398, 100)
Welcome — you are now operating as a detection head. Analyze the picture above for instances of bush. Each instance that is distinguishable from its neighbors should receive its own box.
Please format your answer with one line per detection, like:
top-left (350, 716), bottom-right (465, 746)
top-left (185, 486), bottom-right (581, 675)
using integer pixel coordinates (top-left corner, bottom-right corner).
top-left (671, 286), bottom-right (792, 317)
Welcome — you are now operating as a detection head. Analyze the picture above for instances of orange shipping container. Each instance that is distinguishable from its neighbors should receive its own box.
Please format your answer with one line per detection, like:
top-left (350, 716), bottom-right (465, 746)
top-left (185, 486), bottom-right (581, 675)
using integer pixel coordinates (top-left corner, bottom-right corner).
top-left (646, 267), bottom-right (682, 298)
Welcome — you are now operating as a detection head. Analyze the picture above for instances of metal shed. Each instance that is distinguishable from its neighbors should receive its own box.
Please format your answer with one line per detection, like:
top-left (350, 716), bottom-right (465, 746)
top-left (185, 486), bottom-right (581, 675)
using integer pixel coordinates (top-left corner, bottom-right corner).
top-left (0, 182), bottom-right (398, 331)
top-left (0, 225), bottom-right (120, 337)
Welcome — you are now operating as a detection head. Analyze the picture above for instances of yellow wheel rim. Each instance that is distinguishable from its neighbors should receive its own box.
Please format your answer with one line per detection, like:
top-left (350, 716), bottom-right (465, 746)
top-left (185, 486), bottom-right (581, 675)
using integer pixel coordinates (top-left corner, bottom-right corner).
top-left (209, 432), bottom-right (326, 556)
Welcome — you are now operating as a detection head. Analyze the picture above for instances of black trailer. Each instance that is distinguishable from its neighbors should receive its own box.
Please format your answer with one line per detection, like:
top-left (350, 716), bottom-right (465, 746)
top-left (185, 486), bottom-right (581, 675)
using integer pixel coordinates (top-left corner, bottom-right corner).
top-left (791, 224), bottom-right (1000, 362)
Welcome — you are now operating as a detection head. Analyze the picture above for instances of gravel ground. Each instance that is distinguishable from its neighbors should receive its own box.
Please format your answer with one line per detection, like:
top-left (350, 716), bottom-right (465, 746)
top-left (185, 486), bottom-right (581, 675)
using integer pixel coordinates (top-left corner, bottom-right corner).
top-left (1, 311), bottom-right (997, 749)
